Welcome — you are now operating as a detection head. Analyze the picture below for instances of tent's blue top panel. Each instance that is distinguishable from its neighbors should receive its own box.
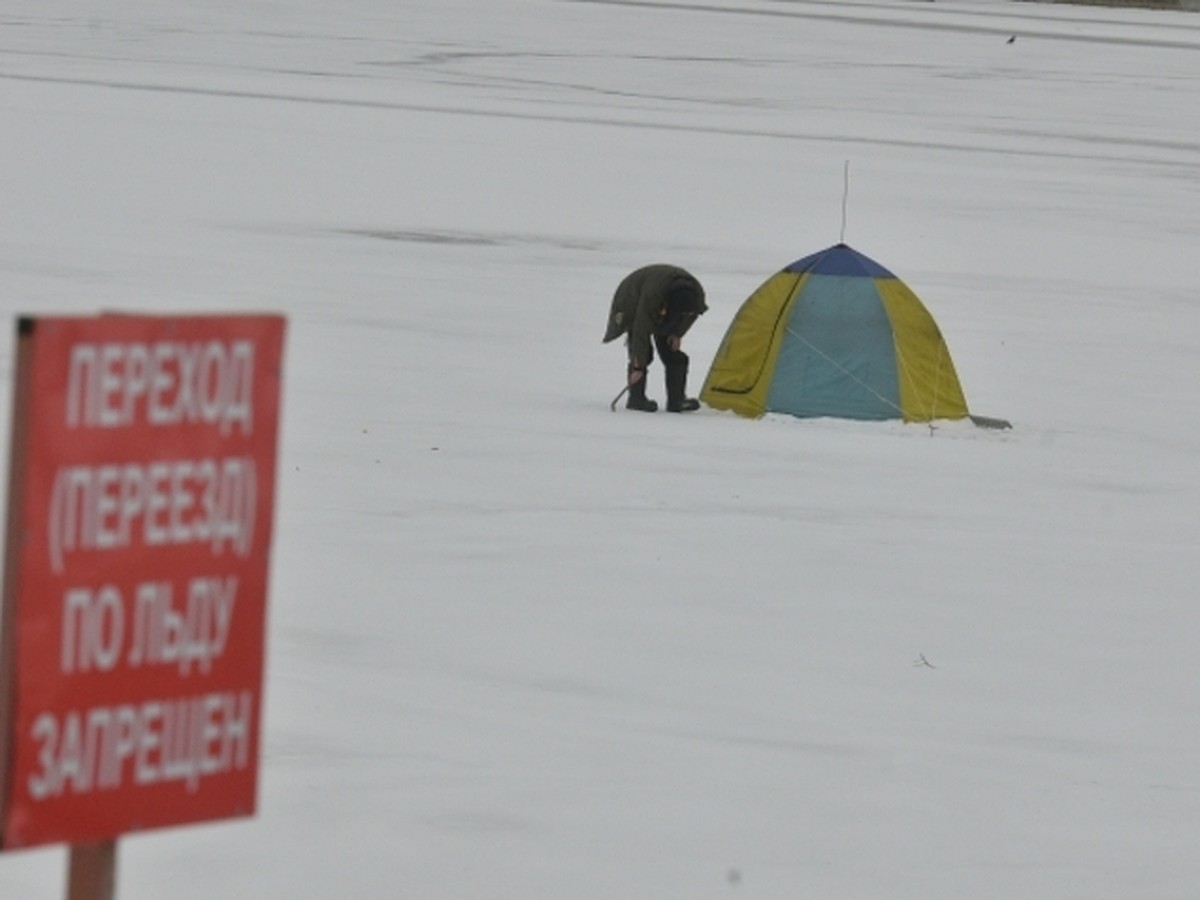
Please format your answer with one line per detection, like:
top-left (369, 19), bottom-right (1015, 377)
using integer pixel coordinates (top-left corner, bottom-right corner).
top-left (783, 243), bottom-right (895, 279)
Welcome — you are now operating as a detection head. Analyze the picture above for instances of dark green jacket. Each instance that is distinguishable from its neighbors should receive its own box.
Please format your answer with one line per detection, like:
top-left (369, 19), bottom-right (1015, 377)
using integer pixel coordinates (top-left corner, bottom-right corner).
top-left (602, 265), bottom-right (707, 366)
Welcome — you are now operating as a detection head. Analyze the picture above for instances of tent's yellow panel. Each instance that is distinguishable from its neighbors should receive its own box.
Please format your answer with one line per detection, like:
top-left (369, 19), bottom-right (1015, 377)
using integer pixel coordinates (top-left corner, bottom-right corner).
top-left (877, 280), bottom-right (969, 421)
top-left (701, 272), bottom-right (804, 417)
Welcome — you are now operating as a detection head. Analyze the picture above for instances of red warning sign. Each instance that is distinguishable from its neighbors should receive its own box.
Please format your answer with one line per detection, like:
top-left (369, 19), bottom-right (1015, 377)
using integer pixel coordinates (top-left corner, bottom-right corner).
top-left (0, 314), bottom-right (285, 849)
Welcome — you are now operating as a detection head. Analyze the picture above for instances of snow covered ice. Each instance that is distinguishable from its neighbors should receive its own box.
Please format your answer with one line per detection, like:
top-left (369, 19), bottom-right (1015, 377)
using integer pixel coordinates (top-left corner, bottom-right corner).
top-left (2, 0), bottom-right (1200, 896)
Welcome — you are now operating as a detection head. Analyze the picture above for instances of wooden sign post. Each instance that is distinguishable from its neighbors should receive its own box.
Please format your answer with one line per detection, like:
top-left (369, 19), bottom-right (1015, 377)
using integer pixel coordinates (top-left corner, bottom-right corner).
top-left (67, 841), bottom-right (116, 900)
top-left (0, 314), bottom-right (285, 898)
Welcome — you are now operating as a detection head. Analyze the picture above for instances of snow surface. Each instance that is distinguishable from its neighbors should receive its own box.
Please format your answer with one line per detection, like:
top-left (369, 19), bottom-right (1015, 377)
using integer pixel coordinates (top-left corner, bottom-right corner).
top-left (3, 0), bottom-right (1200, 896)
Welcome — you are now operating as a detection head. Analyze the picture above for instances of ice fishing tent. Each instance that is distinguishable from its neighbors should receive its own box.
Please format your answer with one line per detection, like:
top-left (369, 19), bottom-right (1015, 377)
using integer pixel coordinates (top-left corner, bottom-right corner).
top-left (701, 243), bottom-right (971, 423)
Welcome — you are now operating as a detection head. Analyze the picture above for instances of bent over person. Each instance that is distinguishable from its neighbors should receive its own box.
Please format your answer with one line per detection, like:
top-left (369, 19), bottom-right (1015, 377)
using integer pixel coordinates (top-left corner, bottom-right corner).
top-left (603, 264), bottom-right (708, 412)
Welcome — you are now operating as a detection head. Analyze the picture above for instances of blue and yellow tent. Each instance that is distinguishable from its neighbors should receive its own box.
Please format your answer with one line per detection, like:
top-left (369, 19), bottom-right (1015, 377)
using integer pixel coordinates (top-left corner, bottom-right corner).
top-left (701, 243), bottom-right (971, 423)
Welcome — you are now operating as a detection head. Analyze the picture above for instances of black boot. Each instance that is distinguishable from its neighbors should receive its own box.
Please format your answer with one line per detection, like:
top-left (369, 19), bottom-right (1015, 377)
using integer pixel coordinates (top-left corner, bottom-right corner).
top-left (626, 366), bottom-right (658, 412)
top-left (665, 362), bottom-right (700, 412)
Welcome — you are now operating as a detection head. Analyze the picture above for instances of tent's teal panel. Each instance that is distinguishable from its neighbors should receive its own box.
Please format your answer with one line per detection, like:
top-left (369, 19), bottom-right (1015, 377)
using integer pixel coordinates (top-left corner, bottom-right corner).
top-left (765, 274), bottom-right (900, 420)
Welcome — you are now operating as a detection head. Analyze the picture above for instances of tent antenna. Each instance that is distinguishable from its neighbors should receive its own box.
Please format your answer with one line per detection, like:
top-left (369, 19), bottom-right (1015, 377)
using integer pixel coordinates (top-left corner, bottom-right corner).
top-left (840, 160), bottom-right (850, 244)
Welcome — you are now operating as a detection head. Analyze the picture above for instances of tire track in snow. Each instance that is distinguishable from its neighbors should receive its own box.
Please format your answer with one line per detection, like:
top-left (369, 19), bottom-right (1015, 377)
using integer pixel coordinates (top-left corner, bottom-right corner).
top-left (2, 69), bottom-right (1198, 170)
top-left (563, 0), bottom-right (1200, 50)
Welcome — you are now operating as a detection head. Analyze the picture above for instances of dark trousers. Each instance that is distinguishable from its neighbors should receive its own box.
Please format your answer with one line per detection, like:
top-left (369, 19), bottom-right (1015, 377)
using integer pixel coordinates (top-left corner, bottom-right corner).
top-left (650, 334), bottom-right (688, 368)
